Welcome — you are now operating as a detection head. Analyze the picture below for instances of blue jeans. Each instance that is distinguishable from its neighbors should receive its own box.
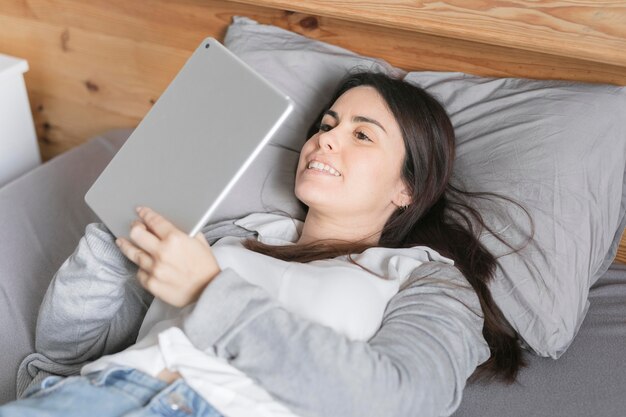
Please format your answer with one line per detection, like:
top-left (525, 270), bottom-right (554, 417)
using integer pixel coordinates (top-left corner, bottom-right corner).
top-left (0, 367), bottom-right (224, 417)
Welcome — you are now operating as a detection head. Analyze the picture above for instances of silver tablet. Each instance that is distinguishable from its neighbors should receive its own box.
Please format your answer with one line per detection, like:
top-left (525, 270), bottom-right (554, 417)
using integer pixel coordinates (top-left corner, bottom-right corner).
top-left (85, 38), bottom-right (294, 239)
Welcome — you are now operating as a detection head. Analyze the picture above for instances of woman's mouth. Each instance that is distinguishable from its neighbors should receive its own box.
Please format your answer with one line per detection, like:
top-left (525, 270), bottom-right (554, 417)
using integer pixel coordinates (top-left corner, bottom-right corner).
top-left (306, 161), bottom-right (341, 176)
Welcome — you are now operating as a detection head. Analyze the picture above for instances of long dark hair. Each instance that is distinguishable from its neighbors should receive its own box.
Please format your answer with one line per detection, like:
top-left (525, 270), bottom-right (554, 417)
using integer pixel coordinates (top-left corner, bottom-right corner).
top-left (243, 71), bottom-right (532, 383)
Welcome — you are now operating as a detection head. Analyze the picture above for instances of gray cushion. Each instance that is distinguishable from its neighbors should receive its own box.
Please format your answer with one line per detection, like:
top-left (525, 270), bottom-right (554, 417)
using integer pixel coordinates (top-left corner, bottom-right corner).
top-left (404, 72), bottom-right (626, 356)
top-left (223, 16), bottom-right (626, 357)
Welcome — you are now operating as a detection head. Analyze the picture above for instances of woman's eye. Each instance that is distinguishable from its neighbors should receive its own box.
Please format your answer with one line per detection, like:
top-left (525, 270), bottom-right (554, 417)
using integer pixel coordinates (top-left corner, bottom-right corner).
top-left (355, 130), bottom-right (372, 142)
top-left (319, 123), bottom-right (332, 132)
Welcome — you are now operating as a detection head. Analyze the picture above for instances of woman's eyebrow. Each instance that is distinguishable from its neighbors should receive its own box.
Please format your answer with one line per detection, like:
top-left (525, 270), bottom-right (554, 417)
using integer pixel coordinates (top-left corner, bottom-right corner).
top-left (324, 110), bottom-right (387, 134)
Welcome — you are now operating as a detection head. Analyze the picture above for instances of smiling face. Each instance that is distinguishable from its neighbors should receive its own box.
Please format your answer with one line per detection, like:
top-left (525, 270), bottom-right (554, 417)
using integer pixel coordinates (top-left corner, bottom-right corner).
top-left (294, 86), bottom-right (411, 228)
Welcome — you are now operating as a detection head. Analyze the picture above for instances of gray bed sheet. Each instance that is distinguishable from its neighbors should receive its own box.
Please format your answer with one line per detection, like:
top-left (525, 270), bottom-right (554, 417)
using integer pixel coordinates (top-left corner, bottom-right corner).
top-left (454, 262), bottom-right (626, 417)
top-left (0, 129), bottom-right (625, 415)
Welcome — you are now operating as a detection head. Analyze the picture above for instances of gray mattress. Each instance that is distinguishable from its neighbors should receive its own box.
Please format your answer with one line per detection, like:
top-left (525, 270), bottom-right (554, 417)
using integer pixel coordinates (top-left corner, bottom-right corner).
top-left (454, 262), bottom-right (626, 417)
top-left (1, 129), bottom-right (625, 415)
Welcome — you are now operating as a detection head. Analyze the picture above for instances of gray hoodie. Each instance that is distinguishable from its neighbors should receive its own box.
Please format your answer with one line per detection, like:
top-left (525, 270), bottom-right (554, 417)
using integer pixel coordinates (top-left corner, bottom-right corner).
top-left (17, 219), bottom-right (489, 417)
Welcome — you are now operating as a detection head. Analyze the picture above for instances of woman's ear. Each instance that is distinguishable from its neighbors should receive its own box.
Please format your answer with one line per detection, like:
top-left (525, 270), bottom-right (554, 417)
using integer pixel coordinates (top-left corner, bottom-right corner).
top-left (392, 186), bottom-right (412, 208)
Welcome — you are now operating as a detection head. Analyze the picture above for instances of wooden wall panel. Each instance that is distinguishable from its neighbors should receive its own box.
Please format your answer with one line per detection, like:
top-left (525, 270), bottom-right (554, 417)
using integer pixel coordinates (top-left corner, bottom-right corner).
top-left (29, 91), bottom-right (139, 156)
top-left (0, 14), bottom-right (187, 118)
top-left (2, 0), bottom-right (256, 50)
top-left (232, 0), bottom-right (626, 67)
top-left (617, 232), bottom-right (626, 265)
top-left (258, 12), bottom-right (626, 84)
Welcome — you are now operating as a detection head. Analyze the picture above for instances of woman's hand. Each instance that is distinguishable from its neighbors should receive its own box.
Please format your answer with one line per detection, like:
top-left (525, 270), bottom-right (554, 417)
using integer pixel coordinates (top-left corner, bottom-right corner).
top-left (115, 206), bottom-right (221, 308)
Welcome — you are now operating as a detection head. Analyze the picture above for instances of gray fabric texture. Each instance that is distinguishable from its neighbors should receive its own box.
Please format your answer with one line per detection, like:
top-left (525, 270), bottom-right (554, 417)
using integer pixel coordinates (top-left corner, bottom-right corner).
top-left (185, 261), bottom-right (488, 417)
top-left (0, 130), bottom-right (128, 404)
top-left (453, 263), bottom-right (626, 417)
top-left (15, 212), bottom-right (488, 417)
top-left (224, 16), bottom-right (626, 358)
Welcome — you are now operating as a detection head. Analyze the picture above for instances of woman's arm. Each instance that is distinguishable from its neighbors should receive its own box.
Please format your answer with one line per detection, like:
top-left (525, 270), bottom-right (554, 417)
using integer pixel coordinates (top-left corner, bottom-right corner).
top-left (17, 217), bottom-right (252, 397)
top-left (183, 262), bottom-right (490, 417)
top-left (34, 217), bottom-right (254, 364)
top-left (35, 222), bottom-right (151, 363)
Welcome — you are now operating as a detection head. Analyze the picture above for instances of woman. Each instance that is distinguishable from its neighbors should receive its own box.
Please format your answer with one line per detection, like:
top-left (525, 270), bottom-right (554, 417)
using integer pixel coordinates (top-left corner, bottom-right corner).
top-left (2, 72), bottom-right (529, 417)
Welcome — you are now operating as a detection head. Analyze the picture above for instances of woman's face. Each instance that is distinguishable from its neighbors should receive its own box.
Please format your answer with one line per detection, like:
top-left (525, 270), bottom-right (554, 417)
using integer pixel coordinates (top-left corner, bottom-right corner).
top-left (295, 86), bottom-right (409, 220)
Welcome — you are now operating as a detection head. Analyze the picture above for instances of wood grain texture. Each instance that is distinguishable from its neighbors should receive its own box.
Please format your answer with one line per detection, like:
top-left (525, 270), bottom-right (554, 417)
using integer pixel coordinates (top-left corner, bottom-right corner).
top-left (241, 10), bottom-right (626, 85)
top-left (231, 0), bottom-right (626, 67)
top-left (28, 90), bottom-right (139, 156)
top-left (616, 231), bottom-right (626, 265)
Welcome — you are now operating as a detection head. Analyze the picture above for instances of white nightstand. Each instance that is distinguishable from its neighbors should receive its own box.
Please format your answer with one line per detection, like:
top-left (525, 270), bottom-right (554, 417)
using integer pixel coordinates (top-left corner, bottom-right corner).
top-left (0, 53), bottom-right (41, 187)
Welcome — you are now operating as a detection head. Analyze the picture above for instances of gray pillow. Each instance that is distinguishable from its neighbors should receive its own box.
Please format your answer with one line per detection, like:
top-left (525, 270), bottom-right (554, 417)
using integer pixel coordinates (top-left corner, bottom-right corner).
top-left (404, 72), bottom-right (626, 357)
top-left (223, 16), bottom-right (626, 357)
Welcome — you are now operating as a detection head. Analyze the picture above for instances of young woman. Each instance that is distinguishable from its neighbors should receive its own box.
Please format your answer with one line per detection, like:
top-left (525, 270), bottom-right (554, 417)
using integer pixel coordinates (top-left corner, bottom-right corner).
top-left (2, 72), bottom-right (529, 417)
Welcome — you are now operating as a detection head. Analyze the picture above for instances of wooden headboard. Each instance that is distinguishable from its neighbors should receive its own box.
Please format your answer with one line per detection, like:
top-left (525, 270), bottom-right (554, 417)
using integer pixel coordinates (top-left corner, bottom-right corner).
top-left (1, 0), bottom-right (624, 262)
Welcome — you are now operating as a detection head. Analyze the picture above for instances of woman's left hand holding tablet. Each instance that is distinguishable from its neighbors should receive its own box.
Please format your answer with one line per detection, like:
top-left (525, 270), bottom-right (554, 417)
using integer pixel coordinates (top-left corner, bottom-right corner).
top-left (115, 206), bottom-right (221, 308)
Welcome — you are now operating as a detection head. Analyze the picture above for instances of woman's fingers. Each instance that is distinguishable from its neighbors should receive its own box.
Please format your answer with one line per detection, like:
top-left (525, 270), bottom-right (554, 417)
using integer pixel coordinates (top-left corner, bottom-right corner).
top-left (116, 237), bottom-right (154, 271)
top-left (136, 206), bottom-right (178, 240)
top-left (136, 268), bottom-right (169, 294)
top-left (129, 220), bottom-right (160, 254)
top-left (136, 268), bottom-right (150, 287)
top-left (136, 267), bottom-right (186, 306)
top-left (194, 232), bottom-right (210, 247)
top-left (122, 206), bottom-right (219, 307)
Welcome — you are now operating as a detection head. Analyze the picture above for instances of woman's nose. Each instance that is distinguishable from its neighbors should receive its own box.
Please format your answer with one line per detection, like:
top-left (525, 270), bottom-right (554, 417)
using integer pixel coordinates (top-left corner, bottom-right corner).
top-left (318, 130), bottom-right (338, 151)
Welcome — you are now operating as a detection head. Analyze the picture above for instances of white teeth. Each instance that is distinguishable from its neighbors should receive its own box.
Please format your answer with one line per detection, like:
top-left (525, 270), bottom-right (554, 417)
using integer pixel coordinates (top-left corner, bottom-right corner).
top-left (307, 161), bottom-right (341, 176)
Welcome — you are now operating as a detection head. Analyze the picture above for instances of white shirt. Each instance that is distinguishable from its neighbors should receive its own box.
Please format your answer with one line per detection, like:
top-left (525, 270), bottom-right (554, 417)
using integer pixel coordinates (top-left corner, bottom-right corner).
top-left (82, 212), bottom-right (454, 417)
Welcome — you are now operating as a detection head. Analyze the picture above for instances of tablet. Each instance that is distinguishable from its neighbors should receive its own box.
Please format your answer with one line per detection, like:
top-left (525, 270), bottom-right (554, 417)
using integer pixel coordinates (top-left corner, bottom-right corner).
top-left (85, 37), bottom-right (294, 239)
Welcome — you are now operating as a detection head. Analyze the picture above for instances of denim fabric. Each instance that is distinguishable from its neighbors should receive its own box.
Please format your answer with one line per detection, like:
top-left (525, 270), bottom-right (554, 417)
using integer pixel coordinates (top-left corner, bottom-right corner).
top-left (0, 367), bottom-right (223, 417)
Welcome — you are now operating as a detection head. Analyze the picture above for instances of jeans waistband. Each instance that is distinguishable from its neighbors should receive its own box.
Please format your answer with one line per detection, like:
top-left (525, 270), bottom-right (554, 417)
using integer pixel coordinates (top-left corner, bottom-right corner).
top-left (85, 366), bottom-right (168, 404)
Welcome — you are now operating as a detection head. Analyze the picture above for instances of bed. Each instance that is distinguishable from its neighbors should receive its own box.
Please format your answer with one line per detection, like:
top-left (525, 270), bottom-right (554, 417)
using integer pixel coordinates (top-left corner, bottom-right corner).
top-left (0, 1), bottom-right (625, 415)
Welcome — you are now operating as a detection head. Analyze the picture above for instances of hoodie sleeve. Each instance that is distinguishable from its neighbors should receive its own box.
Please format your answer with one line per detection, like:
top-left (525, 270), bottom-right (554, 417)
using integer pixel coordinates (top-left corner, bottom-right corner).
top-left (184, 261), bottom-right (490, 417)
top-left (33, 217), bottom-right (253, 364)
